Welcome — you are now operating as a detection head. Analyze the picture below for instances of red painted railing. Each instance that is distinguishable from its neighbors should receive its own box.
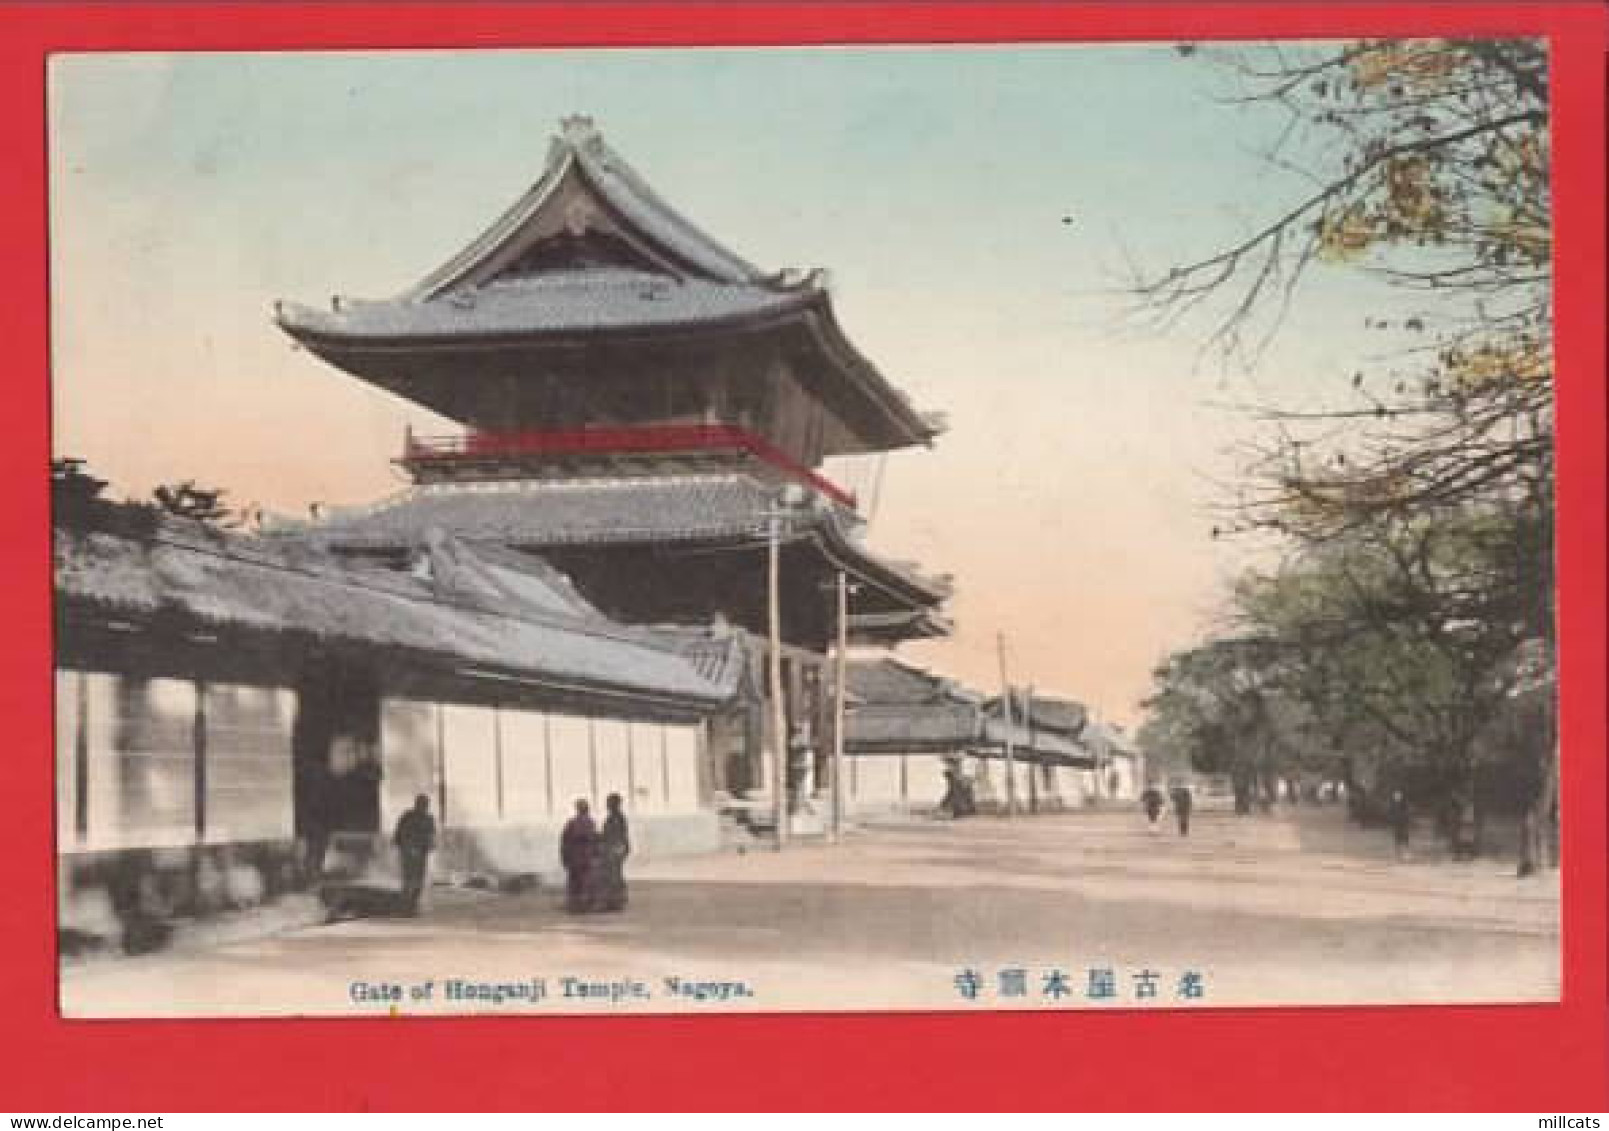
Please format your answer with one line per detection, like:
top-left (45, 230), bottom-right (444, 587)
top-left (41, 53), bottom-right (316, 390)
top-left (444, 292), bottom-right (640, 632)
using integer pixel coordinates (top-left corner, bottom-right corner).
top-left (401, 423), bottom-right (858, 509)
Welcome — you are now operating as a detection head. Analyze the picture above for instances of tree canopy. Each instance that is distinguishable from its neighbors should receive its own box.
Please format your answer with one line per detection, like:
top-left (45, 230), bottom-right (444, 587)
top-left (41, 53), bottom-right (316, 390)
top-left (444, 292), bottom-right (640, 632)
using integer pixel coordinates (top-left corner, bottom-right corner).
top-left (1134, 39), bottom-right (1556, 872)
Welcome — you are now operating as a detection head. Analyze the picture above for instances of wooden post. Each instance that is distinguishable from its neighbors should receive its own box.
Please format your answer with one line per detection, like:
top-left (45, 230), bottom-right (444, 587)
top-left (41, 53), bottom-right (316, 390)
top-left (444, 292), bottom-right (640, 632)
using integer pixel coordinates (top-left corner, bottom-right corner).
top-left (435, 701), bottom-right (447, 825)
top-left (542, 713), bottom-right (555, 817)
top-left (660, 726), bottom-right (672, 812)
top-left (1026, 684), bottom-right (1038, 815)
top-left (193, 681), bottom-right (207, 840)
top-left (493, 704), bottom-right (505, 820)
top-left (831, 569), bottom-right (848, 843)
top-left (997, 633), bottom-right (1016, 818)
top-left (74, 672), bottom-right (89, 842)
top-left (626, 721), bottom-right (637, 809)
top-left (768, 515), bottom-right (788, 850)
top-left (587, 717), bottom-right (599, 803)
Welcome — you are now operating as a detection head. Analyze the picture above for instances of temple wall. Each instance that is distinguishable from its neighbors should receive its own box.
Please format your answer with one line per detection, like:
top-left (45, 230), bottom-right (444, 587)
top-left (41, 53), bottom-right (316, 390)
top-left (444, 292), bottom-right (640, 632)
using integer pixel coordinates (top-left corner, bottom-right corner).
top-left (56, 669), bottom-right (305, 957)
top-left (376, 698), bottom-right (714, 878)
top-left (907, 754), bottom-right (948, 810)
top-left (55, 666), bottom-right (717, 957)
top-left (1034, 763), bottom-right (1066, 811)
top-left (844, 752), bottom-right (950, 815)
top-left (969, 754), bottom-right (1078, 814)
top-left (379, 699), bottom-right (710, 833)
top-left (1010, 759), bottom-right (1033, 808)
top-left (56, 670), bottom-right (297, 855)
top-left (1107, 755), bottom-right (1140, 801)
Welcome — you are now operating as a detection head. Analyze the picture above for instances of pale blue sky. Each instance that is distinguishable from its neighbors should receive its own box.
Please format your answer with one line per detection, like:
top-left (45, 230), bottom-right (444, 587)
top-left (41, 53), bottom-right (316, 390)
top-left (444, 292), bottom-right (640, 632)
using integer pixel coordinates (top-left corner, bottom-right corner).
top-left (49, 45), bottom-right (1399, 721)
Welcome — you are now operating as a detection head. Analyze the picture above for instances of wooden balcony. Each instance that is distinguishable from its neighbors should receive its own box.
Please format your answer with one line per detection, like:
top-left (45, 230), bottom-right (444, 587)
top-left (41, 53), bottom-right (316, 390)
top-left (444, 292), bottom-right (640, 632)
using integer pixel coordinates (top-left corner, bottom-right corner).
top-left (400, 423), bottom-right (858, 510)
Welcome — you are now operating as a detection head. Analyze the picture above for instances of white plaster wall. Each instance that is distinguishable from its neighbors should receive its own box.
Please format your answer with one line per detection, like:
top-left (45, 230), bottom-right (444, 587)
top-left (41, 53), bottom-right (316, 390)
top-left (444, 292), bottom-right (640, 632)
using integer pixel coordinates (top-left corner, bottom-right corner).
top-left (202, 683), bottom-right (294, 842)
top-left (441, 703), bottom-right (499, 827)
top-left (380, 699), bottom-right (437, 833)
top-left (665, 724), bottom-right (701, 814)
top-left (499, 708), bottom-right (553, 821)
top-left (547, 713), bottom-right (593, 816)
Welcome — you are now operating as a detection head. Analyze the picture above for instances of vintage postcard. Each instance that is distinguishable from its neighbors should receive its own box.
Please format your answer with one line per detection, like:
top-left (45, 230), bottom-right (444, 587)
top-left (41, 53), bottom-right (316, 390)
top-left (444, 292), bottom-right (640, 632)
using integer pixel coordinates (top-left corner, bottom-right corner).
top-left (49, 41), bottom-right (1562, 1020)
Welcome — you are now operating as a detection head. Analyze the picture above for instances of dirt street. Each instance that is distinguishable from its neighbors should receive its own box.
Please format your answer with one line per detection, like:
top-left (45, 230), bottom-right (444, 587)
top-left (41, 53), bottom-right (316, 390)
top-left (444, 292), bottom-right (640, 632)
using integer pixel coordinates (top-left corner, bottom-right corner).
top-left (60, 806), bottom-right (1560, 1017)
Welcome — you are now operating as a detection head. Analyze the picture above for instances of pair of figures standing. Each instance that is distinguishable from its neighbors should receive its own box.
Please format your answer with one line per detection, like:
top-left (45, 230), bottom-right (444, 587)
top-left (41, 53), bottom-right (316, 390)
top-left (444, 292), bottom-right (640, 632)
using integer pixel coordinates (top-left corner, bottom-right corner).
top-left (1141, 782), bottom-right (1193, 836)
top-left (559, 794), bottom-right (631, 913)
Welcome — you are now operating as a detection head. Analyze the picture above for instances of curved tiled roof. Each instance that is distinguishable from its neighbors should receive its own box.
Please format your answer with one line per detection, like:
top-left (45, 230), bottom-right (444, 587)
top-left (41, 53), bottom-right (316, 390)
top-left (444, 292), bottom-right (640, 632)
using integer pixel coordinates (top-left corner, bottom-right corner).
top-left (843, 658), bottom-right (982, 753)
top-left (986, 692), bottom-right (1089, 739)
top-left (277, 269), bottom-right (818, 344)
top-left (845, 701), bottom-right (982, 752)
top-left (979, 716), bottom-right (1095, 767)
top-left (549, 119), bottom-right (765, 285)
top-left (306, 475), bottom-right (781, 548)
top-left (289, 474), bottom-right (951, 612)
top-left (409, 116), bottom-right (765, 296)
top-left (847, 657), bottom-right (971, 706)
top-left (55, 516), bottom-right (733, 710)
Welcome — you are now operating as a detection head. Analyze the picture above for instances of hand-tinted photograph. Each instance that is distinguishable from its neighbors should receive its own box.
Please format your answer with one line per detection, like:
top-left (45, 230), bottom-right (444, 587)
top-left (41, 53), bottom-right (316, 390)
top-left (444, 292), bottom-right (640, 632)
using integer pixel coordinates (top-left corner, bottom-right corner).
top-left (49, 42), bottom-right (1558, 1017)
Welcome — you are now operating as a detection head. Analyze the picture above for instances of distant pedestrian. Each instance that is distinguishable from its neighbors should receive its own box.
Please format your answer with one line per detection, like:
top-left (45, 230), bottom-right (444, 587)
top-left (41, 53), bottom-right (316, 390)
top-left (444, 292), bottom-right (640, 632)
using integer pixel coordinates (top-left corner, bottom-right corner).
top-left (597, 793), bottom-right (631, 912)
top-left (1169, 782), bottom-right (1193, 837)
top-left (940, 767), bottom-right (972, 818)
top-left (1141, 784), bottom-right (1165, 832)
top-left (1389, 789), bottom-right (1412, 859)
top-left (392, 794), bottom-right (437, 915)
top-left (560, 799), bottom-right (599, 913)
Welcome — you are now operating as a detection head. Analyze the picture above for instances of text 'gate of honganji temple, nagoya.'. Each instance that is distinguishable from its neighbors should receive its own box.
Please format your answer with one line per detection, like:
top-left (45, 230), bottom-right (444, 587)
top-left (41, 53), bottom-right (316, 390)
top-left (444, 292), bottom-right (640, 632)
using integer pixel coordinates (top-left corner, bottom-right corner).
top-left (272, 116), bottom-right (954, 834)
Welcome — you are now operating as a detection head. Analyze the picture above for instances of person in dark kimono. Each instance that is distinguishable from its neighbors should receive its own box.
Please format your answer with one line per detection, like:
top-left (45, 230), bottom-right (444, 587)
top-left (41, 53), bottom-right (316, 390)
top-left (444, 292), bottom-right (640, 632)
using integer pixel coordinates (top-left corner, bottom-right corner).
top-left (597, 792), bottom-right (632, 912)
top-left (1169, 781), bottom-right (1194, 837)
top-left (1141, 783), bottom-right (1165, 831)
top-left (559, 799), bottom-right (599, 913)
top-left (939, 767), bottom-right (964, 818)
top-left (392, 794), bottom-right (437, 915)
top-left (1388, 788), bottom-right (1412, 859)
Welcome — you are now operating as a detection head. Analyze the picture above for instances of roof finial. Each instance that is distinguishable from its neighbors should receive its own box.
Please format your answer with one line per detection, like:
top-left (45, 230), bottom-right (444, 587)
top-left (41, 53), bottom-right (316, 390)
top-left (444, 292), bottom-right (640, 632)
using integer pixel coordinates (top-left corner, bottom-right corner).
top-left (559, 114), bottom-right (601, 150)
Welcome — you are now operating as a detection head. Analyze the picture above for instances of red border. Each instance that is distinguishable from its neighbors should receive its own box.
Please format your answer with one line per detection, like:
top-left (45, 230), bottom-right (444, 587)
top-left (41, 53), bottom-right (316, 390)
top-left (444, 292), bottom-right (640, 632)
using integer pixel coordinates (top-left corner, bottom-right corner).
top-left (2, 3), bottom-right (1603, 1112)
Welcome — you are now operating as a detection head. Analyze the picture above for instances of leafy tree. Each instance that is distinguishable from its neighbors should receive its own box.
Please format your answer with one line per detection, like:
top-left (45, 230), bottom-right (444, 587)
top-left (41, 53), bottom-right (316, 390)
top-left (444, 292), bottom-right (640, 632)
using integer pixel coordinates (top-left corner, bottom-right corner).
top-left (1232, 508), bottom-right (1544, 855)
top-left (1139, 39), bottom-right (1551, 532)
top-left (1138, 638), bottom-right (1306, 812)
top-left (152, 480), bottom-right (235, 525)
top-left (1134, 39), bottom-right (1556, 872)
top-left (51, 457), bottom-right (108, 511)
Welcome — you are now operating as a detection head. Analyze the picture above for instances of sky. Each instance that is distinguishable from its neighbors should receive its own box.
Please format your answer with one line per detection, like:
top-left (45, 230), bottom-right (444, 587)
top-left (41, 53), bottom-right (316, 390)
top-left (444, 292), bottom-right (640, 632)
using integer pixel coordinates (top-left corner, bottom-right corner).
top-left (47, 45), bottom-right (1397, 726)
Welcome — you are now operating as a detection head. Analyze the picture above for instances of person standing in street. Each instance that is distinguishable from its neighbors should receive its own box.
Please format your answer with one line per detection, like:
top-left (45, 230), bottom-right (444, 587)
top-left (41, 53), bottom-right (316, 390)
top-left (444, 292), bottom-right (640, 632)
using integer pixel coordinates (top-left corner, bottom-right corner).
top-left (1141, 783), bottom-right (1165, 832)
top-left (597, 793), bottom-right (632, 912)
top-left (1389, 788), bottom-right (1413, 859)
top-left (392, 794), bottom-right (437, 916)
top-left (560, 798), bottom-right (599, 913)
top-left (1169, 780), bottom-right (1194, 837)
top-left (940, 766), bottom-right (967, 818)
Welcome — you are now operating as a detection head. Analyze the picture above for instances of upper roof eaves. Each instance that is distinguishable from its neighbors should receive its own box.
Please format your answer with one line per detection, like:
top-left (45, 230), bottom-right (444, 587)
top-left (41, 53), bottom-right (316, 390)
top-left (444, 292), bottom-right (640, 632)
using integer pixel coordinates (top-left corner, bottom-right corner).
top-left (277, 271), bottom-right (815, 343)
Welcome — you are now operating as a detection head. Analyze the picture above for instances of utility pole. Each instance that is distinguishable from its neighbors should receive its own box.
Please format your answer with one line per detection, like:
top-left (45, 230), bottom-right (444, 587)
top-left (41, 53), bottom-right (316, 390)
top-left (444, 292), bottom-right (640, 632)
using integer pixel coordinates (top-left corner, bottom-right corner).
top-left (1026, 683), bottom-right (1038, 815)
top-left (831, 570), bottom-right (850, 843)
top-left (768, 512), bottom-right (788, 850)
top-left (1091, 702), bottom-right (1106, 803)
top-left (997, 632), bottom-right (1016, 817)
